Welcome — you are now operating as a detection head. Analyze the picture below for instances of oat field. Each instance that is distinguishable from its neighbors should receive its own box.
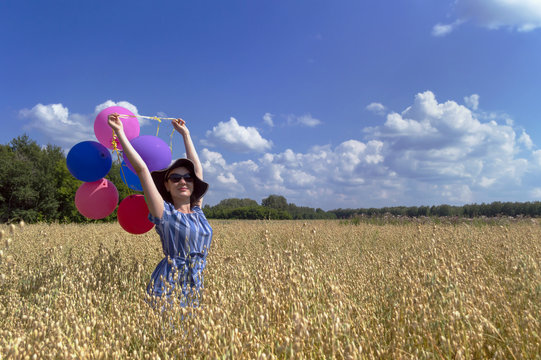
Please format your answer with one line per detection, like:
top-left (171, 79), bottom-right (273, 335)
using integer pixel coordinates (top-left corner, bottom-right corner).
top-left (0, 219), bottom-right (540, 359)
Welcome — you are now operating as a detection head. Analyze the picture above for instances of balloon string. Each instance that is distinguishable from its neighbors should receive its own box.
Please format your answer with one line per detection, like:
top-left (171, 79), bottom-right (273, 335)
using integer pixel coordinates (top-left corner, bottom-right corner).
top-left (118, 114), bottom-right (176, 154)
top-left (119, 114), bottom-right (182, 121)
top-left (119, 114), bottom-right (165, 145)
top-left (151, 116), bottom-right (161, 138)
top-left (111, 129), bottom-right (132, 196)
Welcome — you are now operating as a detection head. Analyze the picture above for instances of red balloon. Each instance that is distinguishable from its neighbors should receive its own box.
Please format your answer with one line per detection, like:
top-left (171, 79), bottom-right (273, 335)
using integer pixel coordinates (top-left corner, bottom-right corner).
top-left (75, 179), bottom-right (118, 219)
top-left (117, 195), bottom-right (154, 234)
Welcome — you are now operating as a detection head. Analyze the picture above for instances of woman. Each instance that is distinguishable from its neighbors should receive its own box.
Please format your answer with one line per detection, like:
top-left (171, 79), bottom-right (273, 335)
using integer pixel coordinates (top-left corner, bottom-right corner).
top-left (108, 113), bottom-right (213, 307)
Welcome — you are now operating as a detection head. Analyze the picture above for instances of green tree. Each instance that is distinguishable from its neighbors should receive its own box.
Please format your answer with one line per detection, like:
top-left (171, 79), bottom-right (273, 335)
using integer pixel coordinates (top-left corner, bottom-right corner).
top-left (406, 206), bottom-right (419, 217)
top-left (35, 144), bottom-right (66, 221)
top-left (0, 135), bottom-right (51, 222)
top-left (261, 195), bottom-right (288, 210)
top-left (1, 136), bottom-right (73, 222)
top-left (54, 160), bottom-right (84, 222)
top-left (418, 206), bottom-right (430, 216)
top-left (215, 198), bottom-right (259, 209)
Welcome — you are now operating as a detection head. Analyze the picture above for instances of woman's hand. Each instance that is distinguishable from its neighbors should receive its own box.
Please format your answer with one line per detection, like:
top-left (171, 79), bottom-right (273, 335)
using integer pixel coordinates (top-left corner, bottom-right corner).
top-left (172, 118), bottom-right (189, 137)
top-left (107, 113), bottom-right (124, 133)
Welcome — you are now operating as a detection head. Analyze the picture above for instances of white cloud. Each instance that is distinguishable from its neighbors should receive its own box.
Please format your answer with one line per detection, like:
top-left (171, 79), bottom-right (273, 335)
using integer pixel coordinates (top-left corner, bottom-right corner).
top-left (533, 150), bottom-right (541, 166)
top-left (199, 138), bottom-right (389, 209)
top-left (199, 91), bottom-right (539, 209)
top-left (19, 100), bottom-right (144, 149)
top-left (217, 173), bottom-right (238, 185)
top-left (464, 94), bottom-right (480, 110)
top-left (199, 91), bottom-right (541, 209)
top-left (459, 0), bottom-right (541, 31)
top-left (263, 112), bottom-right (274, 127)
top-left (19, 103), bottom-right (94, 148)
top-left (440, 184), bottom-right (474, 203)
top-left (287, 114), bottom-right (322, 127)
top-left (200, 87), bottom-right (541, 208)
top-left (432, 20), bottom-right (464, 36)
top-left (479, 177), bottom-right (496, 188)
top-left (519, 130), bottom-right (534, 150)
top-left (438, 0), bottom-right (541, 34)
top-left (364, 91), bottom-right (533, 189)
top-left (200, 148), bottom-right (246, 198)
top-left (336, 140), bottom-right (384, 173)
top-left (531, 188), bottom-right (541, 198)
top-left (366, 102), bottom-right (386, 116)
top-left (202, 117), bottom-right (272, 153)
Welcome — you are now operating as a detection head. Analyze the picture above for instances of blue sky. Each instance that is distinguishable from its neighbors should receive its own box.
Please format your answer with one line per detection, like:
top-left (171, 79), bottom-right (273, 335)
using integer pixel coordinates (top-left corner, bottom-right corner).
top-left (2, 0), bottom-right (541, 210)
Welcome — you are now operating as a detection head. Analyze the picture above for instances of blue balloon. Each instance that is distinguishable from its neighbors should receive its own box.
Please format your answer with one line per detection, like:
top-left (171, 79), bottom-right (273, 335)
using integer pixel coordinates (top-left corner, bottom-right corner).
top-left (67, 141), bottom-right (112, 182)
top-left (120, 159), bottom-right (143, 191)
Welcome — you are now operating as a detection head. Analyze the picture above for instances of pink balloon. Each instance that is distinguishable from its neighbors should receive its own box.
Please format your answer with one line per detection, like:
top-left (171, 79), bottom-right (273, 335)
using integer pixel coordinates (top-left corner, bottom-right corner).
top-left (75, 179), bottom-right (119, 219)
top-left (117, 195), bottom-right (154, 234)
top-left (94, 106), bottom-right (140, 150)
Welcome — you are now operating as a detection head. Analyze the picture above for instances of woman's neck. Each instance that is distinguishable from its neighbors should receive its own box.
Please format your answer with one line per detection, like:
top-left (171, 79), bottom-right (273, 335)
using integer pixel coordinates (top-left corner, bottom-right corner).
top-left (174, 199), bottom-right (192, 213)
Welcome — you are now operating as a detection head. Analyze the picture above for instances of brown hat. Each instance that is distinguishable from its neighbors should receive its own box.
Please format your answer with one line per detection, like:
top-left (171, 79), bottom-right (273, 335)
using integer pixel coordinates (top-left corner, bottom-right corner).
top-left (151, 158), bottom-right (209, 205)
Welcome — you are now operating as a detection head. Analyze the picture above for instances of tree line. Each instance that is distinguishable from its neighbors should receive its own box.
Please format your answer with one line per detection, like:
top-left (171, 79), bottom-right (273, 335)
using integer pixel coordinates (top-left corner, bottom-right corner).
top-left (2, 135), bottom-right (541, 223)
top-left (329, 202), bottom-right (541, 219)
top-left (202, 195), bottom-right (336, 220)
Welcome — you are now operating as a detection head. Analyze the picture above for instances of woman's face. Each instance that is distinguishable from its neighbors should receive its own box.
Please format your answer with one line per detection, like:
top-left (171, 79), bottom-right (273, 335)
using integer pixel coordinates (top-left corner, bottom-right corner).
top-left (164, 166), bottom-right (194, 200)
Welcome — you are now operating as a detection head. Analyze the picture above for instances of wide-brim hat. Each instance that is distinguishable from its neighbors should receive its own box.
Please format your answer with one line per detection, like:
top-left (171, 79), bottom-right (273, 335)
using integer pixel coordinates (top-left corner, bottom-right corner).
top-left (151, 158), bottom-right (209, 205)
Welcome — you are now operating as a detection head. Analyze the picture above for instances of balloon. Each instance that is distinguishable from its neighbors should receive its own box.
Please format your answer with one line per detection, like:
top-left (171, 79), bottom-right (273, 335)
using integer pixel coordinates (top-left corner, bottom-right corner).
top-left (66, 141), bottom-right (112, 182)
top-left (117, 195), bottom-right (154, 234)
top-left (123, 135), bottom-right (172, 173)
top-left (120, 159), bottom-right (143, 191)
top-left (75, 179), bottom-right (119, 219)
top-left (94, 106), bottom-right (140, 150)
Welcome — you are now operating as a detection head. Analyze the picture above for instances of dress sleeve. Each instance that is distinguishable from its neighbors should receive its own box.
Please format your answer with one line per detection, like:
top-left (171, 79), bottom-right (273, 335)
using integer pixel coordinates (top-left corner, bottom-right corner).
top-left (191, 205), bottom-right (201, 213)
top-left (192, 206), bottom-right (206, 216)
top-left (148, 200), bottom-right (171, 226)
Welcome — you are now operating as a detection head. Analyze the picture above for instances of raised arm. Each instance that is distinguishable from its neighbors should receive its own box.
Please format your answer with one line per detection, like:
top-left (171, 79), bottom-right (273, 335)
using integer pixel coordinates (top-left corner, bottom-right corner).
top-left (172, 118), bottom-right (204, 206)
top-left (172, 118), bottom-right (203, 178)
top-left (108, 113), bottom-right (164, 219)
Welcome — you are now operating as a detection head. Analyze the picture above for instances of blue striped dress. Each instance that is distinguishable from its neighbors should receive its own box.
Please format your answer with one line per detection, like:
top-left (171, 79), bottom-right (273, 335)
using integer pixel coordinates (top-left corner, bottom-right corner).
top-left (147, 201), bottom-right (213, 306)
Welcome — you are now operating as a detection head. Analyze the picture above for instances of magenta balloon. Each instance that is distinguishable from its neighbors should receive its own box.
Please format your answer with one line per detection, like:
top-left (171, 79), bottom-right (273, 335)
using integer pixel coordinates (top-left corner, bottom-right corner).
top-left (75, 179), bottom-right (119, 219)
top-left (124, 135), bottom-right (172, 173)
top-left (94, 106), bottom-right (140, 150)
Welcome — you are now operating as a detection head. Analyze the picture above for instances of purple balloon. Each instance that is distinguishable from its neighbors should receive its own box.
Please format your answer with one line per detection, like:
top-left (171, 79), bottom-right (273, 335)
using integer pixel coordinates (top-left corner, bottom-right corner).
top-left (124, 135), bottom-right (172, 173)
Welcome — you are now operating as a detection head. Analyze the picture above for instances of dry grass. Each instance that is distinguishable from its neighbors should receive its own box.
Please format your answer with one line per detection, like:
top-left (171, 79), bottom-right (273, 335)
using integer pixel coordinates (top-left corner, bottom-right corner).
top-left (0, 220), bottom-right (540, 359)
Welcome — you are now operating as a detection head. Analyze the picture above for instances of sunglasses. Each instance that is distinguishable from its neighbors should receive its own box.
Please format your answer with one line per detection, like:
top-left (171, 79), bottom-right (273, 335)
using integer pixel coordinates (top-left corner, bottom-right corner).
top-left (167, 173), bottom-right (194, 183)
